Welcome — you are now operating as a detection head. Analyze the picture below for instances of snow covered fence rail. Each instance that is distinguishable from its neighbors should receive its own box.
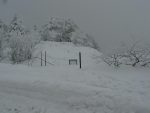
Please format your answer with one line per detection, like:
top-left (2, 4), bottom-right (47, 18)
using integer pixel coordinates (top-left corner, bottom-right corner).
top-left (46, 51), bottom-right (82, 69)
top-left (34, 57), bottom-right (54, 66)
top-left (69, 59), bottom-right (78, 65)
top-left (29, 56), bottom-right (54, 66)
top-left (45, 51), bottom-right (81, 67)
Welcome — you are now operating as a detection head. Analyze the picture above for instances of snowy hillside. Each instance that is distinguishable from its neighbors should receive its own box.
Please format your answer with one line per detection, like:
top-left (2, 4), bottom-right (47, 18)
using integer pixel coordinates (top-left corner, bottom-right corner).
top-left (0, 16), bottom-right (99, 64)
top-left (31, 41), bottom-right (101, 67)
top-left (0, 41), bottom-right (150, 113)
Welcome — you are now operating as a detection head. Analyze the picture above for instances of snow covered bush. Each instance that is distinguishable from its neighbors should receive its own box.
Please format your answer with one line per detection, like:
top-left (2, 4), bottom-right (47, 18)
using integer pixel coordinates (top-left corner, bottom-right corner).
top-left (71, 32), bottom-right (100, 50)
top-left (9, 15), bottom-right (25, 36)
top-left (103, 41), bottom-right (150, 68)
top-left (9, 32), bottom-right (40, 63)
top-left (9, 34), bottom-right (33, 63)
top-left (29, 26), bottom-right (41, 45)
top-left (40, 17), bottom-right (77, 42)
top-left (0, 19), bottom-right (9, 58)
top-left (40, 17), bottom-right (100, 50)
top-left (7, 16), bottom-right (38, 63)
top-left (102, 53), bottom-right (123, 67)
top-left (0, 16), bottom-right (41, 63)
top-left (124, 43), bottom-right (150, 67)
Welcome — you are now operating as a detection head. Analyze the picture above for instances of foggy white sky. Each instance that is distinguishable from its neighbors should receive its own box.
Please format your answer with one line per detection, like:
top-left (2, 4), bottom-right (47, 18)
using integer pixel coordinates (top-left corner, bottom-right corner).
top-left (0, 0), bottom-right (150, 51)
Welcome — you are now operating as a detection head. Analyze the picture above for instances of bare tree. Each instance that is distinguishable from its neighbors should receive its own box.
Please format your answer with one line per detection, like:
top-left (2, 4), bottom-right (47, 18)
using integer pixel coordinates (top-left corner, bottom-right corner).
top-left (103, 40), bottom-right (150, 68)
top-left (102, 53), bottom-right (123, 67)
top-left (125, 42), bottom-right (150, 67)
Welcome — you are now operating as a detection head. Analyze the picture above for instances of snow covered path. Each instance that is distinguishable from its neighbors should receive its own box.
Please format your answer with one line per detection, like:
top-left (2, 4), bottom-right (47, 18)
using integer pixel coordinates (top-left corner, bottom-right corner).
top-left (0, 63), bottom-right (150, 113)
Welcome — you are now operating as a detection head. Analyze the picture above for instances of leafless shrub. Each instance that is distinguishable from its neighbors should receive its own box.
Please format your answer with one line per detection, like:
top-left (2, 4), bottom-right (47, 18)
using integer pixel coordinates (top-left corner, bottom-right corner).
top-left (102, 53), bottom-right (123, 68)
top-left (103, 41), bottom-right (150, 68)
top-left (124, 42), bottom-right (150, 67)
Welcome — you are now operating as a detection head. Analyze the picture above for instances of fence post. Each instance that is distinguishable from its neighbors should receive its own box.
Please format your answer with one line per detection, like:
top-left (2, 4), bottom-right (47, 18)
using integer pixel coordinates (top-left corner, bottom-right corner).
top-left (45, 51), bottom-right (46, 66)
top-left (79, 52), bottom-right (82, 69)
top-left (41, 51), bottom-right (43, 66)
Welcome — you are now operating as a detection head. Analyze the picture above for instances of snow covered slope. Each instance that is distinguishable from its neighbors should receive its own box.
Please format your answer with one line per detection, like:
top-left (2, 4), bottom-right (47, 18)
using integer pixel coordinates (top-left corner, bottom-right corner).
top-left (32, 41), bottom-right (102, 68)
top-left (0, 42), bottom-right (150, 113)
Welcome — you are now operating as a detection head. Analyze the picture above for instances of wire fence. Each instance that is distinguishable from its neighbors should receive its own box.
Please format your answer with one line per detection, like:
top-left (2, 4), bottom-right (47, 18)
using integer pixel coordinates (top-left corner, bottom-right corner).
top-left (8, 50), bottom-right (81, 68)
top-left (31, 56), bottom-right (54, 65)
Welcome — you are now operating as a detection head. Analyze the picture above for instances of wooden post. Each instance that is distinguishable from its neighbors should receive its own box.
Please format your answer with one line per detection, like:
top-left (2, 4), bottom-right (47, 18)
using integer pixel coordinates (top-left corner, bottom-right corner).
top-left (41, 52), bottom-right (43, 66)
top-left (45, 51), bottom-right (46, 66)
top-left (79, 52), bottom-right (82, 69)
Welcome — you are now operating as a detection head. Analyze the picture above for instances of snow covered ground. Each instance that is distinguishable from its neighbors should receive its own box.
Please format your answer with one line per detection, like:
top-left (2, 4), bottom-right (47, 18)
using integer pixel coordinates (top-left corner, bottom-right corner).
top-left (0, 42), bottom-right (150, 113)
top-left (31, 41), bottom-right (101, 67)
